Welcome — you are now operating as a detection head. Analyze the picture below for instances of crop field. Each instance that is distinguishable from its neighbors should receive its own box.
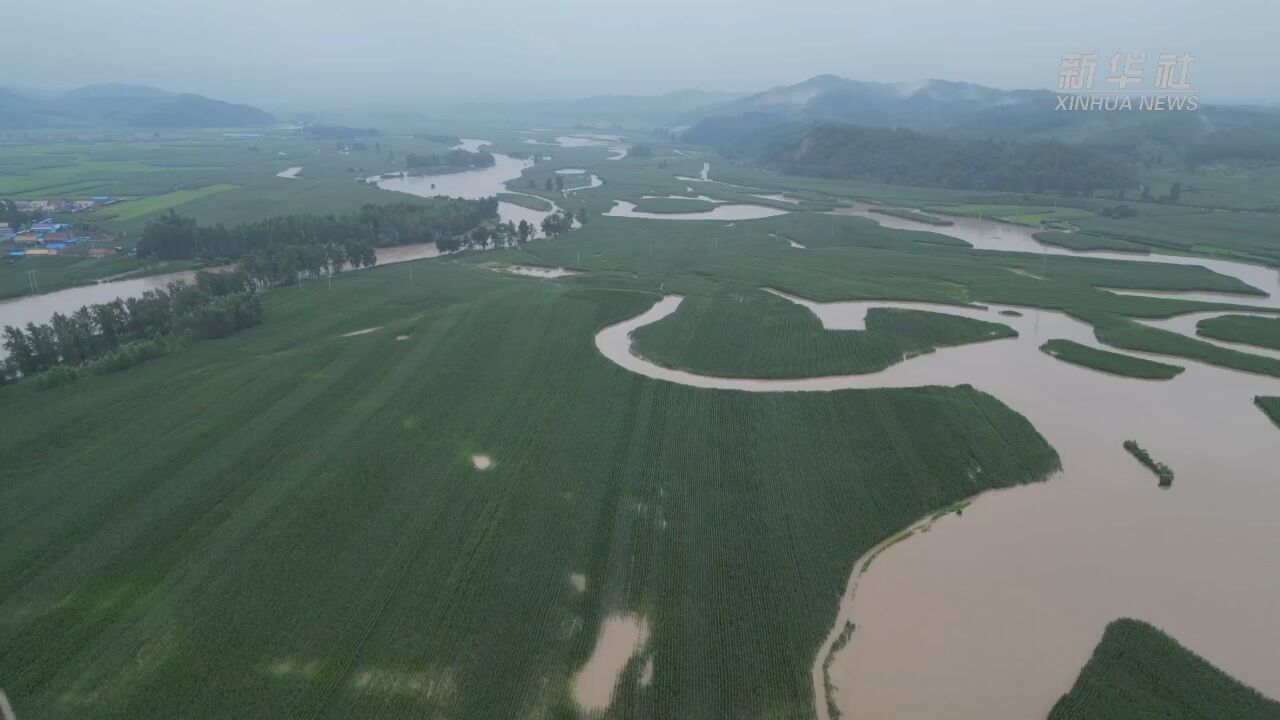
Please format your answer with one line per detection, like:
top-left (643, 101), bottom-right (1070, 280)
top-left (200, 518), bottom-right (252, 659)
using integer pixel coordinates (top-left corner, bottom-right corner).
top-left (0, 132), bottom-right (459, 235)
top-left (631, 289), bottom-right (1015, 378)
top-left (1081, 311), bottom-right (1280, 377)
top-left (0, 251), bottom-right (1060, 719)
top-left (8, 132), bottom-right (1280, 719)
top-left (1040, 339), bottom-right (1184, 379)
top-left (1196, 314), bottom-right (1280, 350)
top-left (1033, 230), bottom-right (1150, 254)
top-left (1047, 619), bottom-right (1280, 720)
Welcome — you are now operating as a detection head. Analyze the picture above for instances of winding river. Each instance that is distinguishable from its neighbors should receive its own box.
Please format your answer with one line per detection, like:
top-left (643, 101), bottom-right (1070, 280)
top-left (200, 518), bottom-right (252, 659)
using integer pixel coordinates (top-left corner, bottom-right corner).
top-left (595, 207), bottom-right (1280, 720)
top-left (1, 138), bottom-right (554, 332)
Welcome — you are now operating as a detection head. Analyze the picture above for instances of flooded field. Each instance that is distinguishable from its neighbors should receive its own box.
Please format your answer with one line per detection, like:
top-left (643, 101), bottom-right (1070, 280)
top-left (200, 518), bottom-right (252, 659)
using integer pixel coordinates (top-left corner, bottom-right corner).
top-left (491, 264), bottom-right (578, 279)
top-left (572, 614), bottom-right (650, 713)
top-left (595, 209), bottom-right (1280, 720)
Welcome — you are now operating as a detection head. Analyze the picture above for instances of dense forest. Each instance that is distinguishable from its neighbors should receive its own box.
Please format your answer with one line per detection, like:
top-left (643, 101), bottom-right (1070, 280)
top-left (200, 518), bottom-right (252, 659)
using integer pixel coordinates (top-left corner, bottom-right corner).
top-left (727, 121), bottom-right (1138, 196)
top-left (136, 199), bottom-right (498, 261)
top-left (2, 271), bottom-right (262, 385)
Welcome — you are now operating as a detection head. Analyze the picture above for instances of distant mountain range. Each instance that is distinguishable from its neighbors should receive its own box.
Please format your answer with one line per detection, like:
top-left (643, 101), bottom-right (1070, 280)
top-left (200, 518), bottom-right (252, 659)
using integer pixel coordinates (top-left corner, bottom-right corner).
top-left (676, 74), bottom-right (1280, 154)
top-left (0, 84), bottom-right (275, 130)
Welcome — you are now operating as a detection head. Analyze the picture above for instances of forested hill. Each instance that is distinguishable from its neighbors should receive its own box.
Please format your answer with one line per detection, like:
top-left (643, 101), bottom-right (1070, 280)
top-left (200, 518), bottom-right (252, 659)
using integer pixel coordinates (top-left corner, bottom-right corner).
top-left (726, 121), bottom-right (1137, 196)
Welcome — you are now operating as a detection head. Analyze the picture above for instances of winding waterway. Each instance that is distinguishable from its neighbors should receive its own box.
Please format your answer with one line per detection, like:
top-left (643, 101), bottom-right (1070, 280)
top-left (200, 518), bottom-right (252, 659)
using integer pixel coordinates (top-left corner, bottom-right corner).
top-left (595, 207), bottom-right (1280, 720)
top-left (1, 138), bottom-right (546, 332)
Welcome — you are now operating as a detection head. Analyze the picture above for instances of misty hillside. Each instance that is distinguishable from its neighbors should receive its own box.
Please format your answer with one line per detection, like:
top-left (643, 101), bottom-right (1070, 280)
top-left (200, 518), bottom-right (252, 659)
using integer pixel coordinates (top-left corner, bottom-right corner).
top-left (679, 74), bottom-right (1280, 155)
top-left (0, 84), bottom-right (275, 129)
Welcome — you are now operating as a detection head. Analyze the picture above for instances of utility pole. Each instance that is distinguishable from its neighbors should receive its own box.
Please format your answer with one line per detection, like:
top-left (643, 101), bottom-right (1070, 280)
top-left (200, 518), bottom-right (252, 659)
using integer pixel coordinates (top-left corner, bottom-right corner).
top-left (27, 270), bottom-right (36, 293)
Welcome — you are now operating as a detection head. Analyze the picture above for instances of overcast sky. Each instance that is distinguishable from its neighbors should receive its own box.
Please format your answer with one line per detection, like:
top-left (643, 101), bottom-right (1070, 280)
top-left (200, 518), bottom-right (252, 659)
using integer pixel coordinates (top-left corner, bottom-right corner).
top-left (7, 0), bottom-right (1278, 112)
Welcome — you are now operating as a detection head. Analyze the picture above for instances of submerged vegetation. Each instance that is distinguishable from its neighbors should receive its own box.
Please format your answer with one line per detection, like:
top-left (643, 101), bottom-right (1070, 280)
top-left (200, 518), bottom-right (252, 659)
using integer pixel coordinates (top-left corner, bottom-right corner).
top-left (1040, 339), bottom-right (1184, 380)
top-left (1123, 440), bottom-right (1175, 487)
top-left (1048, 618), bottom-right (1280, 720)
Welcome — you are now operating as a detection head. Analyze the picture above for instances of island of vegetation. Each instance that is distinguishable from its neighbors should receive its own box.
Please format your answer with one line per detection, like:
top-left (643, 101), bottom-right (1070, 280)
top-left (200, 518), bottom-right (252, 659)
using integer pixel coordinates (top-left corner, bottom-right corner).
top-left (1081, 311), bottom-right (1280, 378)
top-left (1123, 440), bottom-right (1175, 487)
top-left (1196, 314), bottom-right (1280, 351)
top-left (631, 290), bottom-right (1016, 379)
top-left (630, 197), bottom-right (719, 214)
top-left (1040, 339), bottom-right (1185, 380)
top-left (1048, 618), bottom-right (1280, 720)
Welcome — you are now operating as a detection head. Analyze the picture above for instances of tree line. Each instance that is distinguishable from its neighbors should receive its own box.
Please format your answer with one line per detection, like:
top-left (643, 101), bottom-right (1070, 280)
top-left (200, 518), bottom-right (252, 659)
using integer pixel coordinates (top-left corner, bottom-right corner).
top-left (136, 199), bottom-right (498, 261)
top-left (2, 270), bottom-right (262, 385)
top-left (406, 148), bottom-right (495, 172)
top-left (730, 121), bottom-right (1137, 196)
top-left (238, 242), bottom-right (377, 288)
top-left (435, 209), bottom-right (582, 253)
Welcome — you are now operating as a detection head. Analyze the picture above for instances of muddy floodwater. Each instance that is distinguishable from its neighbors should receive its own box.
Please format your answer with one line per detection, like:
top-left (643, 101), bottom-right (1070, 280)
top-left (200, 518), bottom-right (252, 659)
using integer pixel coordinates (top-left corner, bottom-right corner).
top-left (572, 614), bottom-right (650, 713)
top-left (374, 139), bottom-right (557, 228)
top-left (595, 208), bottom-right (1280, 719)
top-left (0, 242), bottom-right (442, 332)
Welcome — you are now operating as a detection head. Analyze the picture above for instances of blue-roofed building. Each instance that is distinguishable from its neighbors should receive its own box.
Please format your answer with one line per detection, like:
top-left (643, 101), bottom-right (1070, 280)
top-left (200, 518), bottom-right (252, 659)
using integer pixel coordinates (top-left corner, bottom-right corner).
top-left (8, 250), bottom-right (25, 257)
top-left (45, 242), bottom-right (66, 250)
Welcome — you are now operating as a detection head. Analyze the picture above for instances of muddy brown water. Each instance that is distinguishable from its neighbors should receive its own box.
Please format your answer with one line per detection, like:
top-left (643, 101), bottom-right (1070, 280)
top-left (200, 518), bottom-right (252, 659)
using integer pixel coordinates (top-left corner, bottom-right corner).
top-left (595, 208), bottom-right (1280, 719)
top-left (572, 614), bottom-right (650, 713)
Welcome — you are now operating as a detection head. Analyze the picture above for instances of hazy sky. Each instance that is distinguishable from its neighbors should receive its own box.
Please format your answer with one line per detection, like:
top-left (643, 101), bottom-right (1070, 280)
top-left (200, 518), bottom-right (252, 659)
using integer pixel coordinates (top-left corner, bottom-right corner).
top-left (8, 0), bottom-right (1278, 112)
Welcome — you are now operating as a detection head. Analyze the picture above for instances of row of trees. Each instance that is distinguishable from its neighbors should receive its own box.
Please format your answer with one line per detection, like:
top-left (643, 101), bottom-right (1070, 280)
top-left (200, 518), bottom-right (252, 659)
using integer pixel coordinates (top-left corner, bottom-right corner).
top-left (137, 199), bottom-right (498, 261)
top-left (434, 209), bottom-right (584, 253)
top-left (2, 271), bottom-right (263, 382)
top-left (406, 149), bottom-right (495, 171)
top-left (238, 242), bottom-right (377, 288)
